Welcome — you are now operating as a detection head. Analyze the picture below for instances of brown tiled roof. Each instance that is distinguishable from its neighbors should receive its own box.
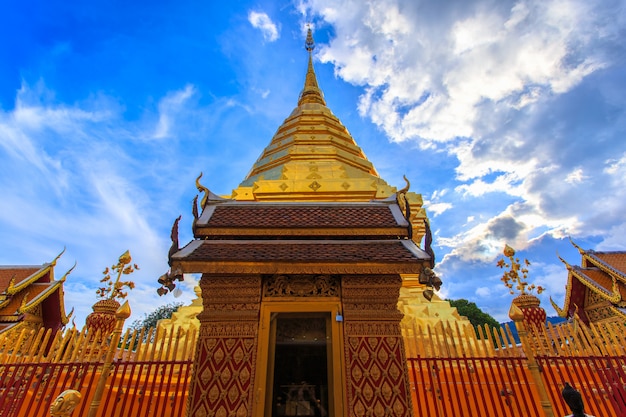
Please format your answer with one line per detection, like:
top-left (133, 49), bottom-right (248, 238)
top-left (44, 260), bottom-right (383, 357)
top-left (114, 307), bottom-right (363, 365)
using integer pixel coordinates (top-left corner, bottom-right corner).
top-left (0, 267), bottom-right (40, 293)
top-left (180, 240), bottom-right (422, 263)
top-left (204, 204), bottom-right (403, 229)
top-left (580, 268), bottom-right (614, 293)
top-left (592, 252), bottom-right (626, 276)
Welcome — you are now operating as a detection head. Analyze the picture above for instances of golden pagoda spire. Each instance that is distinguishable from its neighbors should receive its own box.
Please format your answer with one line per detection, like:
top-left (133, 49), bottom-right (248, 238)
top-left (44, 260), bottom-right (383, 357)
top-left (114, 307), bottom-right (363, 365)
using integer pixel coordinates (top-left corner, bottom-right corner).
top-left (298, 27), bottom-right (326, 106)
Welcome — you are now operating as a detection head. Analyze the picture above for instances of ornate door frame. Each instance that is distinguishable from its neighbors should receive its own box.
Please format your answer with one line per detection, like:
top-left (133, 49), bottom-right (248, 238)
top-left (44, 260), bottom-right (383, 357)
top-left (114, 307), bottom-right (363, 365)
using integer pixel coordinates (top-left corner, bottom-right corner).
top-left (252, 300), bottom-right (346, 417)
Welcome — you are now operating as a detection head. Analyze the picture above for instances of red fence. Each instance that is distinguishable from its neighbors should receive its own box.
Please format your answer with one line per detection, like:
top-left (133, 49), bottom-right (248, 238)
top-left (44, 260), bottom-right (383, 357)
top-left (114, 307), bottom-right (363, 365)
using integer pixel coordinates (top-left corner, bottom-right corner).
top-left (537, 355), bottom-right (626, 417)
top-left (407, 357), bottom-right (542, 417)
top-left (2, 319), bottom-right (626, 416)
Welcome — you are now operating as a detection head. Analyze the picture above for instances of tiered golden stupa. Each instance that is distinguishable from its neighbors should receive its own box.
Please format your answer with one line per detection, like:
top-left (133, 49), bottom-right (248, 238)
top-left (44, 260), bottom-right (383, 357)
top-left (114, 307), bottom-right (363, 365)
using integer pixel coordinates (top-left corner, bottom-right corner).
top-left (159, 29), bottom-right (468, 340)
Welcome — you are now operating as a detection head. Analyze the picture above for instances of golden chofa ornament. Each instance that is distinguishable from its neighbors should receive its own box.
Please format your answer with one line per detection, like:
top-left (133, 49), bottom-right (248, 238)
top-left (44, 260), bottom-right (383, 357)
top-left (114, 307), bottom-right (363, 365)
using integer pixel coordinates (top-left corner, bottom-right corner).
top-left (497, 244), bottom-right (544, 297)
top-left (497, 244), bottom-right (547, 328)
top-left (87, 251), bottom-right (138, 338)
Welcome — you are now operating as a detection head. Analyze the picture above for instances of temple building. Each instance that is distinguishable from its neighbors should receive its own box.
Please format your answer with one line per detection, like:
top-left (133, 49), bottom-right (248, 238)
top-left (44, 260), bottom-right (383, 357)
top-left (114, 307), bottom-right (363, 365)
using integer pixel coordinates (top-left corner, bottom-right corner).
top-left (0, 251), bottom-right (71, 336)
top-left (551, 240), bottom-right (626, 324)
top-left (165, 29), bottom-right (469, 417)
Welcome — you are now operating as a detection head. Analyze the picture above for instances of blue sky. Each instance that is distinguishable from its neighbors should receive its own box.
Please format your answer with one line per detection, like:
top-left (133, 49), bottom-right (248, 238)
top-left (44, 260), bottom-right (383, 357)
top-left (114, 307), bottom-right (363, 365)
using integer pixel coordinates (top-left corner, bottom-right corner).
top-left (1, 0), bottom-right (625, 325)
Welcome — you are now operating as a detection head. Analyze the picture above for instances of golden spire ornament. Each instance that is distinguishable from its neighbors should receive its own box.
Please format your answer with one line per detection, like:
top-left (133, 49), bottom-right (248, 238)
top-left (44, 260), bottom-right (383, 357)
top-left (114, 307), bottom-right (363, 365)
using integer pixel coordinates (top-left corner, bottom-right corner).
top-left (298, 26), bottom-right (326, 106)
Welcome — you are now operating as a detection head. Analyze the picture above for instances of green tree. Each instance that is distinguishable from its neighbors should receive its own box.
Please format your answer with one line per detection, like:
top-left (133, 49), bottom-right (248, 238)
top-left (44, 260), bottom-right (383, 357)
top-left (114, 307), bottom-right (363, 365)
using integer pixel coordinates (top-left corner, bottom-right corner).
top-left (447, 298), bottom-right (500, 338)
top-left (129, 302), bottom-right (183, 331)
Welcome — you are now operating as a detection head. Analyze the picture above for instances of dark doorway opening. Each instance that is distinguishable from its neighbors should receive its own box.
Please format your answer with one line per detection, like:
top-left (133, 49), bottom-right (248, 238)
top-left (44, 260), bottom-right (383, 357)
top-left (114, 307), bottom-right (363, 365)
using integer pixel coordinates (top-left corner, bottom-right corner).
top-left (270, 314), bottom-right (330, 417)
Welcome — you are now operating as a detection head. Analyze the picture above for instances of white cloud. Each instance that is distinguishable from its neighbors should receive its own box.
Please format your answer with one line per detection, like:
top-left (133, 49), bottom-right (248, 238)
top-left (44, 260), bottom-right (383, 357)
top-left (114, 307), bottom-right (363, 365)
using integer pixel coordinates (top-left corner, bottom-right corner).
top-left (153, 84), bottom-right (196, 139)
top-left (304, 0), bottom-right (613, 143)
top-left (302, 0), bottom-right (626, 274)
top-left (475, 287), bottom-right (491, 297)
top-left (564, 168), bottom-right (587, 184)
top-left (248, 11), bottom-right (280, 42)
top-left (426, 202), bottom-right (453, 217)
top-left (0, 81), bottom-right (245, 325)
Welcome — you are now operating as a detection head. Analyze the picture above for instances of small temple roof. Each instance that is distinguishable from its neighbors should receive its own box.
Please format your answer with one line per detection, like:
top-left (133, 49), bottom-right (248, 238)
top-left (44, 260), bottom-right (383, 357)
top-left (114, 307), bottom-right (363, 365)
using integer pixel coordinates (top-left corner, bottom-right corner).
top-left (194, 198), bottom-right (410, 238)
top-left (551, 241), bottom-right (626, 323)
top-left (0, 265), bottom-right (50, 294)
top-left (0, 252), bottom-right (71, 333)
top-left (170, 29), bottom-right (434, 279)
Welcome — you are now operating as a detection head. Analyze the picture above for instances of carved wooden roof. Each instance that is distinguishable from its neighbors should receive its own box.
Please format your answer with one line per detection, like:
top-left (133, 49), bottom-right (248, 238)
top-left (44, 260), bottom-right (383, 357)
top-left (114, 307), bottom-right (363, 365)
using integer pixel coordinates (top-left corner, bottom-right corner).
top-left (0, 260), bottom-right (70, 334)
top-left (172, 239), bottom-right (428, 275)
top-left (0, 266), bottom-right (43, 293)
top-left (552, 242), bottom-right (626, 323)
top-left (194, 199), bottom-right (410, 239)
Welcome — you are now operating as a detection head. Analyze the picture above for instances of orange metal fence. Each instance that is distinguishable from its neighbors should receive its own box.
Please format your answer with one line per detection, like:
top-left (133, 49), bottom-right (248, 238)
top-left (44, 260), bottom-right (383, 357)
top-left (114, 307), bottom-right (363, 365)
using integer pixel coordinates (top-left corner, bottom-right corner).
top-left (0, 325), bottom-right (195, 417)
top-left (1, 318), bottom-right (625, 416)
top-left (403, 320), bottom-right (626, 417)
top-left (407, 357), bottom-right (542, 417)
top-left (537, 355), bottom-right (626, 417)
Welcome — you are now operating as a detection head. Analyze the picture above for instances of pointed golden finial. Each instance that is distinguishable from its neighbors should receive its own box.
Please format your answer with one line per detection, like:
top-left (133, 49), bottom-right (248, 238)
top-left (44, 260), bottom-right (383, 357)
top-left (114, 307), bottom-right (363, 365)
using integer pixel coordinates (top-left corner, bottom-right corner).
top-left (195, 172), bottom-right (210, 209)
top-left (550, 296), bottom-right (567, 317)
top-left (116, 300), bottom-right (132, 320)
top-left (305, 25), bottom-right (315, 52)
top-left (50, 247), bottom-right (66, 267)
top-left (298, 25), bottom-right (326, 106)
top-left (508, 301), bottom-right (524, 322)
top-left (60, 262), bottom-right (77, 283)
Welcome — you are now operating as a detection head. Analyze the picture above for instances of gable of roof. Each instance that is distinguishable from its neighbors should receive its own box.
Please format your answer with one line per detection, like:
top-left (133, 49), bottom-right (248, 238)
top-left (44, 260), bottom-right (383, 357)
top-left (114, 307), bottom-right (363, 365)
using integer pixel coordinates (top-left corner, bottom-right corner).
top-left (553, 241), bottom-right (626, 323)
top-left (583, 251), bottom-right (626, 282)
top-left (0, 266), bottom-right (46, 293)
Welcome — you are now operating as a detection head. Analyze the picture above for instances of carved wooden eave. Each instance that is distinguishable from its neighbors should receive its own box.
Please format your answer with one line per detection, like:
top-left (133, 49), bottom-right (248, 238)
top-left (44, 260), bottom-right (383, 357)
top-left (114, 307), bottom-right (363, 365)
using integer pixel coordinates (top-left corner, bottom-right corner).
top-left (0, 321), bottom-right (23, 334)
top-left (171, 239), bottom-right (430, 276)
top-left (582, 250), bottom-right (626, 284)
top-left (568, 266), bottom-right (622, 305)
top-left (0, 312), bottom-right (24, 323)
top-left (610, 305), bottom-right (626, 320)
top-left (18, 280), bottom-right (64, 314)
top-left (0, 294), bottom-right (12, 310)
top-left (5, 264), bottom-right (52, 295)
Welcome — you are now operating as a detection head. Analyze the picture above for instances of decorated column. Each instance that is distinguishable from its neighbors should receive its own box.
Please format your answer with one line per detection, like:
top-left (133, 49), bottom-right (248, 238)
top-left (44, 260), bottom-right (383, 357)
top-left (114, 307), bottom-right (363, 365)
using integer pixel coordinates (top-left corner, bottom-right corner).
top-left (341, 274), bottom-right (414, 417)
top-left (186, 275), bottom-right (262, 417)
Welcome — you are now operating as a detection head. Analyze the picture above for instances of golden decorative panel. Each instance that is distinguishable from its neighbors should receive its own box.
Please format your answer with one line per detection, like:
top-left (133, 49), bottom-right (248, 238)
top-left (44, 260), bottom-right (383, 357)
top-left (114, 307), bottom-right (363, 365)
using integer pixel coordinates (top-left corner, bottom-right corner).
top-left (262, 274), bottom-right (340, 298)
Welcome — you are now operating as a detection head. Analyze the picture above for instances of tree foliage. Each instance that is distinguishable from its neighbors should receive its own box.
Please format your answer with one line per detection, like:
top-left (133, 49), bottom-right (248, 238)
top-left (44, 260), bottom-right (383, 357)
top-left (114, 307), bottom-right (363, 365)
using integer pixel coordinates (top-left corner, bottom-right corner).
top-left (129, 302), bottom-right (183, 331)
top-left (447, 298), bottom-right (500, 336)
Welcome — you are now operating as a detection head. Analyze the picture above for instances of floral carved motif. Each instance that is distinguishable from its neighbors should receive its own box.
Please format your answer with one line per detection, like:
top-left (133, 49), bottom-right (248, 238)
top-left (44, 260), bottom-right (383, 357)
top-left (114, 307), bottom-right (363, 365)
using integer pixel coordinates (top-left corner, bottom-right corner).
top-left (263, 274), bottom-right (340, 298)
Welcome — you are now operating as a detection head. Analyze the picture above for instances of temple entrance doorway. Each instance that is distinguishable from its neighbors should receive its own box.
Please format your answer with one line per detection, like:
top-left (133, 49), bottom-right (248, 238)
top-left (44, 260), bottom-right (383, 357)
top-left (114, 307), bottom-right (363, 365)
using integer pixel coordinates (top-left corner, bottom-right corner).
top-left (255, 302), bottom-right (344, 417)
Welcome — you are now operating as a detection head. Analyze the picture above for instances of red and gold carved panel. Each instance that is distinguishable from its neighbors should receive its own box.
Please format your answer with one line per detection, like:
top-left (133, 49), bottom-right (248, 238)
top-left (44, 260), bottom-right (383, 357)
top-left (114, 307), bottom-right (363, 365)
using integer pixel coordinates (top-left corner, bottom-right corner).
top-left (341, 275), bottom-right (413, 417)
top-left (186, 275), bottom-right (262, 417)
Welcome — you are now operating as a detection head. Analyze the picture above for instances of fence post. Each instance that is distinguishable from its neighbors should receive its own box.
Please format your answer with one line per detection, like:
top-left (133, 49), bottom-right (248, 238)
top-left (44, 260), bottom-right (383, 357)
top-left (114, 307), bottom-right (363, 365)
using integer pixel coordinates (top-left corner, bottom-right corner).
top-left (509, 302), bottom-right (555, 417)
top-left (87, 300), bottom-right (131, 417)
